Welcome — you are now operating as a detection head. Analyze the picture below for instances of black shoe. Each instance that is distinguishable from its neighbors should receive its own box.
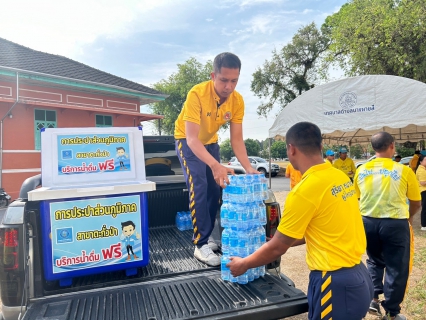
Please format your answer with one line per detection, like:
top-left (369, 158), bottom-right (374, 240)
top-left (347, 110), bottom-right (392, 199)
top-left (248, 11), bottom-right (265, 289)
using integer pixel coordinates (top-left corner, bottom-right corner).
top-left (369, 300), bottom-right (382, 316)
top-left (382, 314), bottom-right (407, 320)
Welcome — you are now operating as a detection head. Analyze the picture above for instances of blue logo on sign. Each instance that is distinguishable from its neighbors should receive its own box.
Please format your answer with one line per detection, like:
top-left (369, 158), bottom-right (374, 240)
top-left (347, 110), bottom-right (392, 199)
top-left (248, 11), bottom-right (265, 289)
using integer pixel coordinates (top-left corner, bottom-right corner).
top-left (62, 150), bottom-right (73, 160)
top-left (56, 227), bottom-right (73, 244)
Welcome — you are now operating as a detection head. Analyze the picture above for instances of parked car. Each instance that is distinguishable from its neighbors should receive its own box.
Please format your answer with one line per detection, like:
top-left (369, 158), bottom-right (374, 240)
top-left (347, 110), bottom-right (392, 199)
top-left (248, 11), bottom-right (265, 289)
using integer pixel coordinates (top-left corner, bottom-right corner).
top-left (400, 156), bottom-right (413, 166)
top-left (355, 155), bottom-right (376, 168)
top-left (227, 156), bottom-right (280, 177)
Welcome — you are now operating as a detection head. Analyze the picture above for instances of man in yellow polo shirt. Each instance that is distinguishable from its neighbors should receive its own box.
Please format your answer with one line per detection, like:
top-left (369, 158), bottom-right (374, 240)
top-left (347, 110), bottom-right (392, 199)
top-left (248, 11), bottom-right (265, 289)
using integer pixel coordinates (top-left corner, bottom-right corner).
top-left (174, 52), bottom-right (257, 266)
top-left (285, 162), bottom-right (302, 189)
top-left (354, 132), bottom-right (421, 320)
top-left (333, 147), bottom-right (356, 181)
top-left (228, 122), bottom-right (373, 320)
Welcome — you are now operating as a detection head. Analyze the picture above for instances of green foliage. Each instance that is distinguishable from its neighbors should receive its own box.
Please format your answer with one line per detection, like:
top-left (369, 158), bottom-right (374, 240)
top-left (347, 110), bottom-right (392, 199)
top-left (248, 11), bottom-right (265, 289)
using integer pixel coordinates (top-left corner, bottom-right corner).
top-left (350, 144), bottom-right (364, 159)
top-left (219, 139), bottom-right (234, 161)
top-left (251, 22), bottom-right (330, 118)
top-left (396, 144), bottom-right (415, 158)
top-left (150, 58), bottom-right (213, 134)
top-left (325, 0), bottom-right (426, 82)
top-left (270, 141), bottom-right (287, 159)
top-left (244, 138), bottom-right (261, 157)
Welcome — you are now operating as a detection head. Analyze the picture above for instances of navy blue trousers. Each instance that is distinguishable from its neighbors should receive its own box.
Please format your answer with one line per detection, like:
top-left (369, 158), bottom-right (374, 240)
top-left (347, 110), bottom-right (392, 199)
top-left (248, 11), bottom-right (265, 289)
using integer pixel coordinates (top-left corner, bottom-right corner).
top-left (362, 216), bottom-right (411, 317)
top-left (175, 139), bottom-right (221, 247)
top-left (308, 263), bottom-right (373, 320)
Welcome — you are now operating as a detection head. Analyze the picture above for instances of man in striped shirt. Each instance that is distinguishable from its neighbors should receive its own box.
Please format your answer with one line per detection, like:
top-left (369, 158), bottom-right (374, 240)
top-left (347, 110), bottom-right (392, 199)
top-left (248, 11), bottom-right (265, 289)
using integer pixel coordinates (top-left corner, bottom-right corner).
top-left (354, 132), bottom-right (421, 320)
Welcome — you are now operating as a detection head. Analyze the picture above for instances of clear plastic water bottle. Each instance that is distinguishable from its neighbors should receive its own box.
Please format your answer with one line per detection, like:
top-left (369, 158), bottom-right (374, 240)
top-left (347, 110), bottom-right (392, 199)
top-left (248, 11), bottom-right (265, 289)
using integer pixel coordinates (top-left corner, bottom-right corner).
top-left (228, 202), bottom-right (237, 230)
top-left (222, 183), bottom-right (229, 201)
top-left (259, 265), bottom-right (266, 277)
top-left (244, 174), bottom-right (254, 202)
top-left (185, 211), bottom-right (193, 230)
top-left (236, 203), bottom-right (248, 231)
top-left (247, 203), bottom-right (255, 229)
top-left (220, 201), bottom-right (229, 228)
top-left (221, 254), bottom-right (230, 281)
top-left (237, 271), bottom-right (249, 284)
top-left (235, 175), bottom-right (246, 203)
top-left (260, 174), bottom-right (268, 200)
top-left (176, 212), bottom-right (185, 231)
top-left (247, 268), bottom-right (254, 282)
top-left (257, 225), bottom-right (266, 245)
top-left (237, 230), bottom-right (249, 257)
top-left (229, 227), bottom-right (239, 257)
top-left (228, 175), bottom-right (238, 202)
top-left (221, 227), bottom-right (231, 255)
top-left (252, 174), bottom-right (262, 201)
top-left (257, 201), bottom-right (267, 226)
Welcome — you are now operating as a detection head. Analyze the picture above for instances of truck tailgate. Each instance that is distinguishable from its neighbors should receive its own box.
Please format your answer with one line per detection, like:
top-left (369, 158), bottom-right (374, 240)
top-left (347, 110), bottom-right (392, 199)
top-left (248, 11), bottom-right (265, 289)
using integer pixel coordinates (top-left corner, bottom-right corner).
top-left (23, 270), bottom-right (307, 320)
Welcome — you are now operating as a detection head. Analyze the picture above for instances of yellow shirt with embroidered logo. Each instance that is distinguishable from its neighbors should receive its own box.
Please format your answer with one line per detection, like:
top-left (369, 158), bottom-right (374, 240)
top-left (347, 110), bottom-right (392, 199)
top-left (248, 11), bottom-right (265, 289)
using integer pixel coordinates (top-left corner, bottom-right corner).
top-left (354, 158), bottom-right (421, 219)
top-left (333, 157), bottom-right (356, 178)
top-left (174, 80), bottom-right (244, 145)
top-left (277, 162), bottom-right (365, 271)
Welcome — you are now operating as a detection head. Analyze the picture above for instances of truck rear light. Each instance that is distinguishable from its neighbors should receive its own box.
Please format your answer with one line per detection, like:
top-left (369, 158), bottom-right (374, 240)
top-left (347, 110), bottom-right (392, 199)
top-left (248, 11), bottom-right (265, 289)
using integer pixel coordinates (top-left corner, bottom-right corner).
top-left (265, 202), bottom-right (282, 270)
top-left (265, 202), bottom-right (281, 240)
top-left (1, 229), bottom-right (19, 270)
top-left (0, 227), bottom-right (24, 306)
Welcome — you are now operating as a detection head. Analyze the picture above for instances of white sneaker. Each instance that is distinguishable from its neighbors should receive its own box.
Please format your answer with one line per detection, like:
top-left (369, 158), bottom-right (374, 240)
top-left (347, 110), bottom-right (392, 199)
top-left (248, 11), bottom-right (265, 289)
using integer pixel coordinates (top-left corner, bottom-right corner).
top-left (194, 244), bottom-right (220, 266)
top-left (207, 236), bottom-right (219, 251)
top-left (421, 227), bottom-right (426, 231)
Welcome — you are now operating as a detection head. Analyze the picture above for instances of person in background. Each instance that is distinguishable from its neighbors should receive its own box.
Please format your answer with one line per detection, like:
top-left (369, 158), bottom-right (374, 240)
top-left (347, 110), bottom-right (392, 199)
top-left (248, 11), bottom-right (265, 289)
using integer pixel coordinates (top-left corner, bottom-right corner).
top-left (416, 154), bottom-right (426, 231)
top-left (394, 155), bottom-right (402, 163)
top-left (285, 162), bottom-right (302, 190)
top-left (354, 132), bottom-right (421, 320)
top-left (333, 147), bottom-right (356, 181)
top-left (228, 122), bottom-right (373, 320)
top-left (325, 149), bottom-right (334, 164)
top-left (409, 150), bottom-right (421, 172)
top-left (174, 52), bottom-right (258, 266)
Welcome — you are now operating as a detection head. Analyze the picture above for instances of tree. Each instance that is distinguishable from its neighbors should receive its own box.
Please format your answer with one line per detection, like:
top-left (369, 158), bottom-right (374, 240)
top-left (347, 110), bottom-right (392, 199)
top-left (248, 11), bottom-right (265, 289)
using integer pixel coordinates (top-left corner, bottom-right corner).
top-left (350, 144), bottom-right (364, 159)
top-left (219, 139), bottom-right (234, 161)
top-left (324, 0), bottom-right (426, 82)
top-left (150, 58), bottom-right (213, 134)
top-left (270, 140), bottom-right (287, 159)
top-left (251, 22), bottom-right (330, 117)
top-left (244, 138), bottom-right (261, 157)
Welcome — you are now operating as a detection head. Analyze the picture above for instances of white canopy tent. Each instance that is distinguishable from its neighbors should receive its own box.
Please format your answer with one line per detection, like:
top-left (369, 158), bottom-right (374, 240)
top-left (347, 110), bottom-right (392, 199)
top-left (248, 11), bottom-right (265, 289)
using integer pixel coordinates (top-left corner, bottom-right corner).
top-left (268, 75), bottom-right (426, 145)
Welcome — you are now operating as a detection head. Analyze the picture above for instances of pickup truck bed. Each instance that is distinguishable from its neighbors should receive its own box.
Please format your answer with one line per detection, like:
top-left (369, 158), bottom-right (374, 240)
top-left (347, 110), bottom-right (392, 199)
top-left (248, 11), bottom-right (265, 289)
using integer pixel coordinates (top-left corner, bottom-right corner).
top-left (23, 227), bottom-right (307, 320)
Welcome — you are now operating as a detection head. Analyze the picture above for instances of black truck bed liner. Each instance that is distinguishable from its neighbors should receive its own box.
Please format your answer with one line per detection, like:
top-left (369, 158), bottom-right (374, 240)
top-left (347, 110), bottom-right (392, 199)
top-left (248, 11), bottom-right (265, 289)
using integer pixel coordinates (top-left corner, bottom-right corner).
top-left (24, 270), bottom-right (307, 320)
top-left (26, 226), bottom-right (308, 319)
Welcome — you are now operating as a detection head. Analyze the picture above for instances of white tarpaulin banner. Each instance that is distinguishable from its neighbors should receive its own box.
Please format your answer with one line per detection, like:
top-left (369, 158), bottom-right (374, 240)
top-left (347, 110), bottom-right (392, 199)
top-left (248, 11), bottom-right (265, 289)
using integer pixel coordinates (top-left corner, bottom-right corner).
top-left (268, 75), bottom-right (426, 144)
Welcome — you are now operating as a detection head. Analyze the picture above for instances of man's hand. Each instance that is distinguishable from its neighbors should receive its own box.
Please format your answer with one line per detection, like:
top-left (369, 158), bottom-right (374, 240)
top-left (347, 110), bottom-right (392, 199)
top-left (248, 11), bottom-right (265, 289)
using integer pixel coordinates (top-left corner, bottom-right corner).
top-left (211, 163), bottom-right (234, 188)
top-left (227, 257), bottom-right (248, 277)
top-left (245, 167), bottom-right (260, 174)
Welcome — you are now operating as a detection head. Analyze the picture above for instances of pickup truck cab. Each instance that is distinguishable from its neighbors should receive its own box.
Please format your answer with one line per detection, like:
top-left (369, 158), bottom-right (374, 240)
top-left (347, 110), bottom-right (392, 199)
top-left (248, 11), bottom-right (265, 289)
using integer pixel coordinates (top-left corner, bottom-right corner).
top-left (0, 135), bottom-right (307, 320)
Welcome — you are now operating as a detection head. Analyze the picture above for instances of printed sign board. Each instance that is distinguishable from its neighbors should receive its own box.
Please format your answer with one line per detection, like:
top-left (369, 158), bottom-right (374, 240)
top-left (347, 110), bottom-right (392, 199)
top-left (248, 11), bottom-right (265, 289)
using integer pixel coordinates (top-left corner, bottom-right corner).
top-left (41, 127), bottom-right (146, 187)
top-left (41, 193), bottom-right (149, 280)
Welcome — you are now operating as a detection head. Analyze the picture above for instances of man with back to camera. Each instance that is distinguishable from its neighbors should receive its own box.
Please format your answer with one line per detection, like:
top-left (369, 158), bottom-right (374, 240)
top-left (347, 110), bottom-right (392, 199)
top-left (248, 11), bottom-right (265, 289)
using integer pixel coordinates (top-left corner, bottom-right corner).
top-left (174, 52), bottom-right (258, 266)
top-left (333, 147), bottom-right (356, 181)
top-left (354, 132), bottom-right (421, 320)
top-left (228, 122), bottom-right (373, 320)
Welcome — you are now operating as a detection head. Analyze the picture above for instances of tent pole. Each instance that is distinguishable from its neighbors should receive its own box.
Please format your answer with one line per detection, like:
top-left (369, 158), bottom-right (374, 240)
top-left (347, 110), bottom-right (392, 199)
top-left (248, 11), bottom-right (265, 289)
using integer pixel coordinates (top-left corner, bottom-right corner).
top-left (268, 138), bottom-right (272, 189)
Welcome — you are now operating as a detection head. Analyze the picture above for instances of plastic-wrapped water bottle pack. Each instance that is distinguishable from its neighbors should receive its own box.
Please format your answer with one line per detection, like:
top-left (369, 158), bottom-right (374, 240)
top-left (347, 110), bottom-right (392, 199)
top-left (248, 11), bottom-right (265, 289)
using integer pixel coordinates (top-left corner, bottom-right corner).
top-left (221, 174), bottom-right (268, 284)
top-left (175, 211), bottom-right (193, 231)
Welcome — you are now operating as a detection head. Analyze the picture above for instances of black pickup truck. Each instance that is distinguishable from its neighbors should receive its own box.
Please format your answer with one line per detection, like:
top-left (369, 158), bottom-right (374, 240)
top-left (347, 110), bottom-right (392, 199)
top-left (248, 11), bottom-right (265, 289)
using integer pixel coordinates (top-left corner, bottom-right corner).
top-left (0, 135), bottom-right (307, 320)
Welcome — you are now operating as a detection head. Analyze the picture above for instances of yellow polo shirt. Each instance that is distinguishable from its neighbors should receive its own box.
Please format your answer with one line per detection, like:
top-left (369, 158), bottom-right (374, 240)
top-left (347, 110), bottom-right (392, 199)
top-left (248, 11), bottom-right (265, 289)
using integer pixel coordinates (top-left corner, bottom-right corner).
top-left (174, 80), bottom-right (244, 145)
top-left (278, 162), bottom-right (365, 271)
top-left (354, 158), bottom-right (421, 219)
top-left (333, 157), bottom-right (356, 178)
top-left (416, 165), bottom-right (426, 193)
top-left (285, 163), bottom-right (302, 189)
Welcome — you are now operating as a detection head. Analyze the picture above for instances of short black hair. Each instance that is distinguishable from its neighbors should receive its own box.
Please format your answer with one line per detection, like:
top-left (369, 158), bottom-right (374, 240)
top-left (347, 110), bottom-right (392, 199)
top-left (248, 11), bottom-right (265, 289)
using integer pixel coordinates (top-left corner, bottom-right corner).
top-left (395, 155), bottom-right (402, 159)
top-left (286, 122), bottom-right (322, 155)
top-left (213, 52), bottom-right (241, 74)
top-left (117, 147), bottom-right (125, 152)
top-left (371, 132), bottom-right (394, 152)
top-left (121, 221), bottom-right (135, 230)
top-left (415, 150), bottom-right (421, 154)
